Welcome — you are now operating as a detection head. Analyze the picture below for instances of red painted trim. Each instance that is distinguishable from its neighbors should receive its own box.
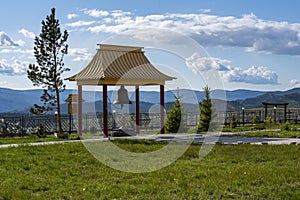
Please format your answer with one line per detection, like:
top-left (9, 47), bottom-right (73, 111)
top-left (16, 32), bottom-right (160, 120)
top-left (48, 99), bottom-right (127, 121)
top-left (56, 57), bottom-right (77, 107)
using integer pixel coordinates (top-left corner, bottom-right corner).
top-left (136, 86), bottom-right (140, 134)
top-left (160, 85), bottom-right (165, 134)
top-left (78, 85), bottom-right (83, 136)
top-left (103, 85), bottom-right (108, 137)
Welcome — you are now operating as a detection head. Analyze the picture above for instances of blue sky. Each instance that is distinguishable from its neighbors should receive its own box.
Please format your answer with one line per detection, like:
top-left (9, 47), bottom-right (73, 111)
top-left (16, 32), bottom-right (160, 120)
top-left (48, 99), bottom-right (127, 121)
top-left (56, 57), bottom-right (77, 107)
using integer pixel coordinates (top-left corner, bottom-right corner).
top-left (1, 0), bottom-right (300, 91)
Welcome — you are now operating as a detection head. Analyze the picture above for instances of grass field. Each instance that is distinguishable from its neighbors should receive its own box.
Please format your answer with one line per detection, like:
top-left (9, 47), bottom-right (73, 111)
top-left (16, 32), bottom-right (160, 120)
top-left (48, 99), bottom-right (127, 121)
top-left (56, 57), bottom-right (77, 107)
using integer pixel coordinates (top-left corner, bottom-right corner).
top-left (0, 134), bottom-right (80, 145)
top-left (0, 140), bottom-right (299, 199)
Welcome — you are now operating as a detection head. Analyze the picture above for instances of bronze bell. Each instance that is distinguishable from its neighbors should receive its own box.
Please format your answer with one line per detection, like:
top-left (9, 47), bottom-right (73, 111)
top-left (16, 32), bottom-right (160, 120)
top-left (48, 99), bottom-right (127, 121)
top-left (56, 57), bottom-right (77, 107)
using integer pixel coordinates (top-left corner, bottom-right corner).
top-left (113, 85), bottom-right (132, 108)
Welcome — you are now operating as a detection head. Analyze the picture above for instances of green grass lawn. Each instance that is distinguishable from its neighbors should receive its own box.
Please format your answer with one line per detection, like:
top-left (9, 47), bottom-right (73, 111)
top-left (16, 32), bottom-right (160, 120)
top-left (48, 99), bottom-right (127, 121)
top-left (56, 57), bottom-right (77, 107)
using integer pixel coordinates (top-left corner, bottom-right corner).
top-left (0, 134), bottom-right (80, 145)
top-left (0, 140), bottom-right (299, 199)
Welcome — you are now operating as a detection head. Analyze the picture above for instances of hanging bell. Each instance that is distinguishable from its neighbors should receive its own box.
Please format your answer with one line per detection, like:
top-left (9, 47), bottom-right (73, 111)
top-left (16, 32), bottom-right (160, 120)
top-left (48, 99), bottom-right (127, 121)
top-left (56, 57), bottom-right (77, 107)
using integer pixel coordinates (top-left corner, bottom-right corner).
top-left (113, 85), bottom-right (132, 109)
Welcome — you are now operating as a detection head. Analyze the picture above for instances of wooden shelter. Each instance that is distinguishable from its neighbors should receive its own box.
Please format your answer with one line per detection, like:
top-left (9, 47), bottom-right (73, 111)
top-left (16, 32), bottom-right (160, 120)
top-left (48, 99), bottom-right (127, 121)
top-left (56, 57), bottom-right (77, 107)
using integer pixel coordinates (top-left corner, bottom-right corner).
top-left (262, 102), bottom-right (289, 123)
top-left (67, 44), bottom-right (175, 136)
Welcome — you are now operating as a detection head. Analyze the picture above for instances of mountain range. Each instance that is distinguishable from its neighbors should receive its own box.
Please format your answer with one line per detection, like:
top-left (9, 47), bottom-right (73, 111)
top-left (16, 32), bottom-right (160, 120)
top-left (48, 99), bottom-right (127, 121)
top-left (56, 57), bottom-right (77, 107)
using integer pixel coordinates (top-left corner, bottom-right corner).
top-left (0, 87), bottom-right (299, 113)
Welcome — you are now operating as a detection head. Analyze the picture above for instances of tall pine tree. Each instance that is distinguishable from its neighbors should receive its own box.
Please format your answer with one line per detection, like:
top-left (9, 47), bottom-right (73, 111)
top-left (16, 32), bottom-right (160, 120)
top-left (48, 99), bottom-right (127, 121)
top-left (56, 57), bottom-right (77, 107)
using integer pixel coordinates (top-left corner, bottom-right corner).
top-left (27, 8), bottom-right (69, 134)
top-left (198, 86), bottom-right (215, 133)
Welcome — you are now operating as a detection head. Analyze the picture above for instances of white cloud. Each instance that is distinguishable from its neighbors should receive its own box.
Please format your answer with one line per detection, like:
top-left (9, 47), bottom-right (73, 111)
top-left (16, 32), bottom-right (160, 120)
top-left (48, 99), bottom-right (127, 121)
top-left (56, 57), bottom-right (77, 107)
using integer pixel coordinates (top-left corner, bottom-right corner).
top-left (79, 10), bottom-right (300, 56)
top-left (67, 13), bottom-right (78, 19)
top-left (0, 32), bottom-right (19, 46)
top-left (65, 20), bottom-right (96, 27)
top-left (110, 10), bottom-right (132, 18)
top-left (0, 58), bottom-right (29, 76)
top-left (84, 9), bottom-right (109, 18)
top-left (18, 28), bottom-right (35, 39)
top-left (199, 9), bottom-right (211, 13)
top-left (0, 49), bottom-right (32, 54)
top-left (15, 39), bottom-right (25, 46)
top-left (0, 81), bottom-right (7, 85)
top-left (88, 24), bottom-right (125, 34)
top-left (184, 54), bottom-right (279, 85)
top-left (69, 48), bottom-right (89, 56)
top-left (220, 66), bottom-right (278, 85)
top-left (68, 48), bottom-right (93, 61)
top-left (185, 53), bottom-right (230, 72)
top-left (290, 79), bottom-right (299, 86)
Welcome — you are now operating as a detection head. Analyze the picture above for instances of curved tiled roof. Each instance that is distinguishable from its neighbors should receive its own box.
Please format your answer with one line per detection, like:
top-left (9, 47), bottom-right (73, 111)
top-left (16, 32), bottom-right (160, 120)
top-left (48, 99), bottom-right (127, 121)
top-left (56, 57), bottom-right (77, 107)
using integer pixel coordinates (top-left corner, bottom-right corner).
top-left (67, 44), bottom-right (175, 85)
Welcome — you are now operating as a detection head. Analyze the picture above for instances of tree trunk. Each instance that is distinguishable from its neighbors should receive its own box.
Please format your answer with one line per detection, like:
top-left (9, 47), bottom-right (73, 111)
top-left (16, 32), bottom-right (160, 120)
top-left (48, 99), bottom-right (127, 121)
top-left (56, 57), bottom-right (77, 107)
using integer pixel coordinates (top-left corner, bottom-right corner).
top-left (55, 86), bottom-right (63, 134)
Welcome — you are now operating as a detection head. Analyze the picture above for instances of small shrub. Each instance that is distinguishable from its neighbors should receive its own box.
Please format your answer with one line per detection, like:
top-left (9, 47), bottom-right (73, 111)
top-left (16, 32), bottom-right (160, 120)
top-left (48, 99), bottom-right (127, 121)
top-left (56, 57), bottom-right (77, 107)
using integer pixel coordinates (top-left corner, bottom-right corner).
top-left (252, 115), bottom-right (260, 124)
top-left (229, 116), bottom-right (238, 129)
top-left (264, 116), bottom-right (273, 125)
top-left (37, 123), bottom-right (47, 138)
top-left (280, 122), bottom-right (291, 131)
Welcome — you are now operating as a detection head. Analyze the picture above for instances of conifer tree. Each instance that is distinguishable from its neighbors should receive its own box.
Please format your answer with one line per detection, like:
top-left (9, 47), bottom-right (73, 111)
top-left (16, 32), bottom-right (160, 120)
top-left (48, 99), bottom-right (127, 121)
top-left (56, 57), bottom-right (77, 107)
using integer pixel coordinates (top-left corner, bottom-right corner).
top-left (27, 8), bottom-right (69, 134)
top-left (165, 95), bottom-right (186, 133)
top-left (198, 86), bottom-right (215, 133)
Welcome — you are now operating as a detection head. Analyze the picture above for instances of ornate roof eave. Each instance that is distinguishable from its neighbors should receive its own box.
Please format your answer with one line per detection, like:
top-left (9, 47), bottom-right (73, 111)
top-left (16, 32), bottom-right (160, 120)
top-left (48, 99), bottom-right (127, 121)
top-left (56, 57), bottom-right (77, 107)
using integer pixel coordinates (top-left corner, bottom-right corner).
top-left (74, 78), bottom-right (169, 86)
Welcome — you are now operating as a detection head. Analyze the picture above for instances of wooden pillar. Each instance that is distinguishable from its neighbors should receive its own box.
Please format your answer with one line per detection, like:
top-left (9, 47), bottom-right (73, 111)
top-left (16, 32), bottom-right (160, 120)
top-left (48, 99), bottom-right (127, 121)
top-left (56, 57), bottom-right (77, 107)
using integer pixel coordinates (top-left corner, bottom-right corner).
top-left (77, 85), bottom-right (83, 136)
top-left (160, 85), bottom-right (165, 134)
top-left (135, 86), bottom-right (140, 134)
top-left (103, 84), bottom-right (108, 137)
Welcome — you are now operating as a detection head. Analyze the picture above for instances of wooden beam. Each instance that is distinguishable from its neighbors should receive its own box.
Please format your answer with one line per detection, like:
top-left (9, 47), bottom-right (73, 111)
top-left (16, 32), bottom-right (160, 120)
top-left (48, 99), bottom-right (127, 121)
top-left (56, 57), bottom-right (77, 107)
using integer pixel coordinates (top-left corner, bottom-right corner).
top-left (103, 85), bottom-right (108, 137)
top-left (77, 85), bottom-right (83, 136)
top-left (135, 86), bottom-right (140, 134)
top-left (160, 85), bottom-right (165, 134)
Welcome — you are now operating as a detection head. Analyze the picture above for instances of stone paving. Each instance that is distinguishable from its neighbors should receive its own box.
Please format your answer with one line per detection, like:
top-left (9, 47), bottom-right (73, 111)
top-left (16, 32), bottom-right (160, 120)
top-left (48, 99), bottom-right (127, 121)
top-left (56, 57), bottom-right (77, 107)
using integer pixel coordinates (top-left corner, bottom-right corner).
top-left (114, 133), bottom-right (300, 145)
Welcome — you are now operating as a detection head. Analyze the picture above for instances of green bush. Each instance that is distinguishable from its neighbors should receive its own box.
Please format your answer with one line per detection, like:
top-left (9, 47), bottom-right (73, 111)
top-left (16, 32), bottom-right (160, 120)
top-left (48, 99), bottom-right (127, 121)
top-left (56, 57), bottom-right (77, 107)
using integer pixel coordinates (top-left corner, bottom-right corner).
top-left (264, 116), bottom-right (273, 125)
top-left (280, 122), bottom-right (291, 131)
top-left (252, 115), bottom-right (260, 124)
top-left (229, 116), bottom-right (238, 129)
top-left (37, 123), bottom-right (46, 138)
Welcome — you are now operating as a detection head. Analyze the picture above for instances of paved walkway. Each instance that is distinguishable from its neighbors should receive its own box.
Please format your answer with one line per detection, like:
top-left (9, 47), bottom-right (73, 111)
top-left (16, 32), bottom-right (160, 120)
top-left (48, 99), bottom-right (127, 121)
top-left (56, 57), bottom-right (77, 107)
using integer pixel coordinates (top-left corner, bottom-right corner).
top-left (0, 133), bottom-right (299, 148)
top-left (117, 133), bottom-right (300, 145)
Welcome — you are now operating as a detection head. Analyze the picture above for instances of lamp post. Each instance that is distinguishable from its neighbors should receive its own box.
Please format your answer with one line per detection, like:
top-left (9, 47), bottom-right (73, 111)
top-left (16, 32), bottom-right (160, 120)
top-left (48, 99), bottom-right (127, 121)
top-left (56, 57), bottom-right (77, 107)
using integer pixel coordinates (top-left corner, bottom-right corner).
top-left (274, 106), bottom-right (277, 124)
top-left (54, 111), bottom-right (58, 133)
top-left (242, 107), bottom-right (245, 126)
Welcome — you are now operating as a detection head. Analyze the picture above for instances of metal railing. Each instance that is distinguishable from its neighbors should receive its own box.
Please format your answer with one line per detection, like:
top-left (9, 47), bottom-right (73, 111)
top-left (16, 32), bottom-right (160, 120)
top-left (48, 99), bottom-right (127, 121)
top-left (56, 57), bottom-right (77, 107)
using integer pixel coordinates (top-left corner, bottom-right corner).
top-left (1, 108), bottom-right (300, 133)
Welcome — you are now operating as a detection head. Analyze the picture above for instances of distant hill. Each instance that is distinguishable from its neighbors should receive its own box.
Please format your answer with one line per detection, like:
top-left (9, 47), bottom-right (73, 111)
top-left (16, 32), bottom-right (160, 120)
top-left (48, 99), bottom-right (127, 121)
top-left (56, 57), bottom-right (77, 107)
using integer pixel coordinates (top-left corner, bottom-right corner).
top-left (226, 90), bottom-right (300, 111)
top-left (0, 87), bottom-right (300, 113)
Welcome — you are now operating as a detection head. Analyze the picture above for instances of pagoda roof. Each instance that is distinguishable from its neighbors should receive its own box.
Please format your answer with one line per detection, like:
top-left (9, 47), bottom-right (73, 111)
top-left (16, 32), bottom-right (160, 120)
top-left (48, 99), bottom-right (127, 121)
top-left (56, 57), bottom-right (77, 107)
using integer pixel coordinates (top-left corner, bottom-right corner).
top-left (67, 44), bottom-right (175, 86)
